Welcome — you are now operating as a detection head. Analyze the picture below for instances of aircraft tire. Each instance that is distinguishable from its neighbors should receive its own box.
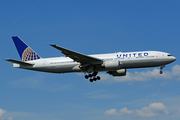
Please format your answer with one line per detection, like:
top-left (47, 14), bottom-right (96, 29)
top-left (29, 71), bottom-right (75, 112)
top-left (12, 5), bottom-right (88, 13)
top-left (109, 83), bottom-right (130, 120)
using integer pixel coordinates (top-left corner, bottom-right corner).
top-left (160, 71), bottom-right (163, 74)
top-left (85, 75), bottom-right (89, 79)
top-left (93, 78), bottom-right (97, 81)
top-left (89, 79), bottom-right (93, 82)
top-left (89, 74), bottom-right (92, 77)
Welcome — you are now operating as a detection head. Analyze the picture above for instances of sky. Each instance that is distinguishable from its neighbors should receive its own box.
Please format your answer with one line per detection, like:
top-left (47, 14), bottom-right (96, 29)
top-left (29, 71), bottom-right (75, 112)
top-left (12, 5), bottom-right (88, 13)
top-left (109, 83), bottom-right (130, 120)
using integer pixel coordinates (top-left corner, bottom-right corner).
top-left (1, 0), bottom-right (180, 120)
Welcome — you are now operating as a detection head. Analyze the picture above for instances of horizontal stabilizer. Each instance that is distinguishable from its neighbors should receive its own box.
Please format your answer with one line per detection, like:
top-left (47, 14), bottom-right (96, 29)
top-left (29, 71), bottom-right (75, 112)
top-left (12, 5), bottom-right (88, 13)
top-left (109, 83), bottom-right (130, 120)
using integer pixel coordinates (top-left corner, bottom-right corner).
top-left (5, 59), bottom-right (34, 66)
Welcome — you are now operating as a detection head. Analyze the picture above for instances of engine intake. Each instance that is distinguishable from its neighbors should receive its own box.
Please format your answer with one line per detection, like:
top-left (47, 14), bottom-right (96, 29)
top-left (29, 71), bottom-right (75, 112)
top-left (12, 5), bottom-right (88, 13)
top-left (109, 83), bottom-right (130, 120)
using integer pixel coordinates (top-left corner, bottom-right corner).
top-left (103, 60), bottom-right (120, 70)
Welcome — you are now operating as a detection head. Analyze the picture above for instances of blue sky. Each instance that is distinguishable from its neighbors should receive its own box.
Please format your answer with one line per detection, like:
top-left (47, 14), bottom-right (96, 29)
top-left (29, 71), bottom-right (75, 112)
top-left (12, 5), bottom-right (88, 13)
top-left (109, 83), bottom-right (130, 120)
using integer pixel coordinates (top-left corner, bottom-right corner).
top-left (1, 0), bottom-right (180, 120)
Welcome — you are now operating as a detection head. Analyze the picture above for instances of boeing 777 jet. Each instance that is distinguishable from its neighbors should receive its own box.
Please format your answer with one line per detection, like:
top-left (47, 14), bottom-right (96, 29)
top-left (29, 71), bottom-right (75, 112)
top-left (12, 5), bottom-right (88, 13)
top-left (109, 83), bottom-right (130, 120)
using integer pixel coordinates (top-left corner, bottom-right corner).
top-left (5, 36), bottom-right (176, 82)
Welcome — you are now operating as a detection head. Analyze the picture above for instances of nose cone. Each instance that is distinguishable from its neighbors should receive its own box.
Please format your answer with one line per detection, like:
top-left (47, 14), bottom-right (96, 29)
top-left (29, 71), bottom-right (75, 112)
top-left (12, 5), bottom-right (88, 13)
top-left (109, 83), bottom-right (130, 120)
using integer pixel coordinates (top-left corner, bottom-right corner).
top-left (172, 56), bottom-right (176, 62)
top-left (169, 56), bottom-right (176, 63)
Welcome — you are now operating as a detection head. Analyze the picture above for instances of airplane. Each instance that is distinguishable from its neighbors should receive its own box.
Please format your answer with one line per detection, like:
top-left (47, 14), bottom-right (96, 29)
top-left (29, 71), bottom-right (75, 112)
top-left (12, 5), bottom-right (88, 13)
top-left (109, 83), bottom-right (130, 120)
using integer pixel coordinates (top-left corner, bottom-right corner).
top-left (5, 36), bottom-right (176, 82)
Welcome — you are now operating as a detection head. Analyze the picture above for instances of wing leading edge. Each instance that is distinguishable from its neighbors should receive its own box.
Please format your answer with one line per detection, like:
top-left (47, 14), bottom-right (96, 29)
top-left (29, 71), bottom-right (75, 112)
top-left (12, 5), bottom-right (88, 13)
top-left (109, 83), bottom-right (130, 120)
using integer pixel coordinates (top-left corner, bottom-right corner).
top-left (50, 44), bottom-right (102, 66)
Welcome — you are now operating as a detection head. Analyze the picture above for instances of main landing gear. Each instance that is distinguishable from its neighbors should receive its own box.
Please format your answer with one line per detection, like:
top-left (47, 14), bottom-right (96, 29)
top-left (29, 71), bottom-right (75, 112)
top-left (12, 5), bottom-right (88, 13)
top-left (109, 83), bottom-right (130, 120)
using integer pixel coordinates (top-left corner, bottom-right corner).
top-left (160, 65), bottom-right (165, 74)
top-left (85, 72), bottom-right (101, 82)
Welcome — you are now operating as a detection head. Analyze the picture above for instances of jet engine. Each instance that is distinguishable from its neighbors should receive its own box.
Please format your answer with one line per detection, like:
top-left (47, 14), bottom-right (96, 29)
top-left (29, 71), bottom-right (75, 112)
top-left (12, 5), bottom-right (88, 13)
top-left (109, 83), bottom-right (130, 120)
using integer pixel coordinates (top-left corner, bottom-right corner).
top-left (103, 60), bottom-right (120, 70)
top-left (107, 69), bottom-right (126, 76)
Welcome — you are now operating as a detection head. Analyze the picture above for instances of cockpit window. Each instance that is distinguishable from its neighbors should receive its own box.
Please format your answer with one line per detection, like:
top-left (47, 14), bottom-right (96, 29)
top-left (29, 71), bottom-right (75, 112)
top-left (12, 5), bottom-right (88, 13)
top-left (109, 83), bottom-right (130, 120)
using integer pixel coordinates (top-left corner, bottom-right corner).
top-left (167, 54), bottom-right (173, 56)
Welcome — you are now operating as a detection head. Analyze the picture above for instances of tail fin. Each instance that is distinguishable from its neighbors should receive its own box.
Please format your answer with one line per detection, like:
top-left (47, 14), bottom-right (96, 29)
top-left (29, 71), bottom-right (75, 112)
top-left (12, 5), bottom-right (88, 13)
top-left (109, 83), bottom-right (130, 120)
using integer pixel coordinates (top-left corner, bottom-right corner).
top-left (12, 36), bottom-right (41, 61)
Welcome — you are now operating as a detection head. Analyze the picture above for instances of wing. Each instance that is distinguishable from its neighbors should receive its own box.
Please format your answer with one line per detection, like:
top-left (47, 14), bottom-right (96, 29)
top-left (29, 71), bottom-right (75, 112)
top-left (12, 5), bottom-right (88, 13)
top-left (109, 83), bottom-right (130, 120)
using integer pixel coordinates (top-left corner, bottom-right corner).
top-left (50, 44), bottom-right (102, 65)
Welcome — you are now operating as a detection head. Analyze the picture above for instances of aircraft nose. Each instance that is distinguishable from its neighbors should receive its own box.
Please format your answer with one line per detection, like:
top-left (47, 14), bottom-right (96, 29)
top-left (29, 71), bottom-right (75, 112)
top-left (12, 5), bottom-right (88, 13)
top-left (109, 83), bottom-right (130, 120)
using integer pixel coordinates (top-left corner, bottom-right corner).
top-left (173, 56), bottom-right (176, 61)
top-left (171, 56), bottom-right (176, 62)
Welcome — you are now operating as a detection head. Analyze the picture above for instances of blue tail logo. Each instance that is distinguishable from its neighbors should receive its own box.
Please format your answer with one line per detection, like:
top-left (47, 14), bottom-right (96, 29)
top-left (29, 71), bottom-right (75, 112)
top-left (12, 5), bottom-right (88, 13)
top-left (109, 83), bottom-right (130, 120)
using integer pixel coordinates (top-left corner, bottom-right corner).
top-left (12, 36), bottom-right (41, 61)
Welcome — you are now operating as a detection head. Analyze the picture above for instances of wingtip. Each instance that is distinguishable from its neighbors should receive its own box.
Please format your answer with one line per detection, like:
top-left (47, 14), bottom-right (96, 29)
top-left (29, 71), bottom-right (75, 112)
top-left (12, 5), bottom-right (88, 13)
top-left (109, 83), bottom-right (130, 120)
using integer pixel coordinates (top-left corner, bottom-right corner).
top-left (50, 44), bottom-right (56, 46)
top-left (5, 59), bottom-right (10, 61)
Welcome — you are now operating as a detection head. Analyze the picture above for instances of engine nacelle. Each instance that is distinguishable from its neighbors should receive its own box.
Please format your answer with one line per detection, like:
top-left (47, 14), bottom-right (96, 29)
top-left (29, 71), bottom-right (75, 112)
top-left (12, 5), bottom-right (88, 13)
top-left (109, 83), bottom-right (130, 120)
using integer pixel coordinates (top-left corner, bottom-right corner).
top-left (107, 69), bottom-right (126, 76)
top-left (103, 60), bottom-right (120, 70)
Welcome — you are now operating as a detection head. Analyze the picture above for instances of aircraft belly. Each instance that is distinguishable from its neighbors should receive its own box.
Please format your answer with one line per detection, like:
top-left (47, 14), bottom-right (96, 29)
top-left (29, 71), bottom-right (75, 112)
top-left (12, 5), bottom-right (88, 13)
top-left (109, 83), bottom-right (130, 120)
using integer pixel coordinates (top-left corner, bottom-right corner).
top-left (120, 59), bottom-right (172, 69)
top-left (40, 64), bottom-right (81, 73)
top-left (19, 64), bottom-right (81, 73)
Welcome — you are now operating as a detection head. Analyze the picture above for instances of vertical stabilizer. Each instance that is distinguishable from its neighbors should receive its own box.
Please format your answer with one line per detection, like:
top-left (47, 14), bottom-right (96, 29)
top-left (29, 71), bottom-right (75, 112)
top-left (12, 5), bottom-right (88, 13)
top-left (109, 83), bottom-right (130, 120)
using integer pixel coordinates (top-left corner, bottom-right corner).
top-left (12, 36), bottom-right (41, 61)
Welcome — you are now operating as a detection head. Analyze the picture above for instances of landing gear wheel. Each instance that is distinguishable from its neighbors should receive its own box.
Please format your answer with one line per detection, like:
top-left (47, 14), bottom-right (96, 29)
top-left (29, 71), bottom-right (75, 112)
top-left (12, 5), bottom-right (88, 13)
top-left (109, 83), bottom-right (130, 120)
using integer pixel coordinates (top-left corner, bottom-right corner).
top-left (89, 79), bottom-right (93, 82)
top-left (159, 66), bottom-right (165, 74)
top-left (86, 72), bottom-right (100, 82)
top-left (85, 75), bottom-right (89, 79)
top-left (97, 76), bottom-right (100, 80)
top-left (92, 72), bottom-right (98, 76)
top-left (89, 74), bottom-right (92, 77)
top-left (93, 77), bottom-right (97, 81)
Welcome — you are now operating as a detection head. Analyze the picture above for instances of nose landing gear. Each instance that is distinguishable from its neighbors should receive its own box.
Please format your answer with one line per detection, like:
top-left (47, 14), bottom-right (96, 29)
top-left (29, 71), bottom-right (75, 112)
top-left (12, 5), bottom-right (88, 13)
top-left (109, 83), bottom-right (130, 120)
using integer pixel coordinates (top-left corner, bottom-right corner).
top-left (160, 65), bottom-right (165, 74)
top-left (85, 72), bottom-right (101, 82)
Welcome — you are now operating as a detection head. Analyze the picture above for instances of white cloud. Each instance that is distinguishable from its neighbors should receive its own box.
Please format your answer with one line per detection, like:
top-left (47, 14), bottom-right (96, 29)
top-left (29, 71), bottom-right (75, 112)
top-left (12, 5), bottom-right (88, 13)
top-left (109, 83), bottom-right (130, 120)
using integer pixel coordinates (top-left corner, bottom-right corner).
top-left (105, 102), bottom-right (175, 117)
top-left (171, 65), bottom-right (180, 80)
top-left (7, 117), bottom-right (12, 120)
top-left (100, 64), bottom-right (180, 82)
top-left (0, 109), bottom-right (6, 116)
top-left (0, 109), bottom-right (13, 120)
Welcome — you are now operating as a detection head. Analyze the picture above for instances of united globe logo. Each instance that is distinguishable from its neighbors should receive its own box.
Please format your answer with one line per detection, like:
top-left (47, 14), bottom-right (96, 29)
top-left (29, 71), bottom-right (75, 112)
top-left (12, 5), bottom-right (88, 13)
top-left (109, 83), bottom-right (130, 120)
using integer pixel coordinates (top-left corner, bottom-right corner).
top-left (22, 47), bottom-right (41, 61)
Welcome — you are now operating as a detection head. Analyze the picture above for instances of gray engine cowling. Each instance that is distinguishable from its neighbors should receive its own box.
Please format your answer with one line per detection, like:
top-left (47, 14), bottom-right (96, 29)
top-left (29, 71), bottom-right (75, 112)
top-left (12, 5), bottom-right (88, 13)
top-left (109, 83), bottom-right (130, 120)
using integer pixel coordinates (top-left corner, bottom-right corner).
top-left (107, 69), bottom-right (126, 76)
top-left (103, 60), bottom-right (120, 70)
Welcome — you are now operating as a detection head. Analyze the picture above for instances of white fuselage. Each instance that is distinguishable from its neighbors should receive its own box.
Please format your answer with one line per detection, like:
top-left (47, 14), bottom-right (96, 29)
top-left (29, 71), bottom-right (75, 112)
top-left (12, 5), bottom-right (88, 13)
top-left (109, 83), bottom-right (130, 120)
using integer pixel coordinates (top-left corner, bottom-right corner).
top-left (13, 51), bottom-right (176, 73)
